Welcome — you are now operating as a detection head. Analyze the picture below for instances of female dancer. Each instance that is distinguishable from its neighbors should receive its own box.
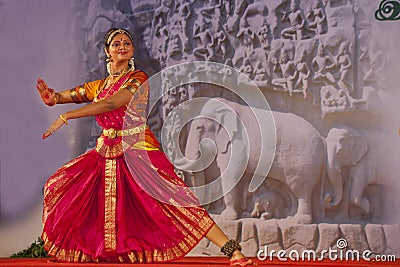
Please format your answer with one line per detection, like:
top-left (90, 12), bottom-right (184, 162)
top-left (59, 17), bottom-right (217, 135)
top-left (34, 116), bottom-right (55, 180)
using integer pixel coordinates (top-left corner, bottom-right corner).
top-left (36, 28), bottom-right (253, 266)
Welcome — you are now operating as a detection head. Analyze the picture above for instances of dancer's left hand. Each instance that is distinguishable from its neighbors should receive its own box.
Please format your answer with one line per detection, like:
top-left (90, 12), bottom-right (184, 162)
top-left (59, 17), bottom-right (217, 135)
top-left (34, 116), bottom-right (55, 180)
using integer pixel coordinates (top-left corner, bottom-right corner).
top-left (42, 116), bottom-right (65, 139)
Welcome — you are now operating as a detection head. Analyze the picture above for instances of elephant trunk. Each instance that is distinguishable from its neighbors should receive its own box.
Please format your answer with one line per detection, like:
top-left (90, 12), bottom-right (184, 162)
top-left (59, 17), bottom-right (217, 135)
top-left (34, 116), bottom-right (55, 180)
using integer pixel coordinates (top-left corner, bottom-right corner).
top-left (325, 141), bottom-right (343, 209)
top-left (176, 139), bottom-right (202, 171)
top-left (177, 129), bottom-right (216, 173)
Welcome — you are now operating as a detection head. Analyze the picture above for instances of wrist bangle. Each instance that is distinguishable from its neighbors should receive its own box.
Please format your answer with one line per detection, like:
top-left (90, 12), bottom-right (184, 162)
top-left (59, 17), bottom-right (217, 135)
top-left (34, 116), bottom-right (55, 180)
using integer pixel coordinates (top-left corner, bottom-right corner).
top-left (59, 114), bottom-right (69, 125)
top-left (54, 94), bottom-right (58, 105)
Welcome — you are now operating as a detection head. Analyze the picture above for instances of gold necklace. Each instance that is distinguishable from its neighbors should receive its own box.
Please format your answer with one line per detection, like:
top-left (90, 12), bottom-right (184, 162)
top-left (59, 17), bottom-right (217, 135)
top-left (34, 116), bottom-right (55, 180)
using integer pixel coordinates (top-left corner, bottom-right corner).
top-left (94, 69), bottom-right (129, 101)
top-left (111, 69), bottom-right (125, 77)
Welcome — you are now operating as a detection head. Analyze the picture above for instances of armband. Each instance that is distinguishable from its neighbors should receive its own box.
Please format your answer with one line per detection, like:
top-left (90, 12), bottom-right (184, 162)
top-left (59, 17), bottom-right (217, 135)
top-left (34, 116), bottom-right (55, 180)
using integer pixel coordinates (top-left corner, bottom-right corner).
top-left (70, 86), bottom-right (90, 103)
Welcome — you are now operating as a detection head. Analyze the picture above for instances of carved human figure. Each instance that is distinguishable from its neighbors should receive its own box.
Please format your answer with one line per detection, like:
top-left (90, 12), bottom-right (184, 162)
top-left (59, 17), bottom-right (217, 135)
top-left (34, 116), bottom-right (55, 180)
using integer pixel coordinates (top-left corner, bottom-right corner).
top-left (248, 182), bottom-right (292, 220)
top-left (241, 0), bottom-right (269, 33)
top-left (256, 18), bottom-right (272, 49)
top-left (153, 6), bottom-right (165, 35)
top-left (312, 42), bottom-right (335, 84)
top-left (153, 15), bottom-right (166, 40)
top-left (242, 0), bottom-right (268, 18)
top-left (193, 17), bottom-right (214, 60)
top-left (281, 1), bottom-right (307, 40)
top-left (167, 27), bottom-right (184, 60)
top-left (363, 41), bottom-right (386, 89)
top-left (335, 42), bottom-right (352, 93)
top-left (219, 59), bottom-right (234, 84)
top-left (358, 29), bottom-right (370, 79)
top-left (226, 0), bottom-right (251, 33)
top-left (254, 60), bottom-right (268, 81)
top-left (213, 27), bottom-right (229, 58)
top-left (152, 17), bottom-right (169, 67)
top-left (174, 0), bottom-right (192, 51)
top-left (237, 18), bottom-right (255, 54)
top-left (321, 86), bottom-right (336, 107)
top-left (268, 47), bottom-right (281, 80)
top-left (251, 198), bottom-right (273, 219)
top-left (335, 89), bottom-right (350, 111)
top-left (153, 0), bottom-right (171, 30)
top-left (272, 50), bottom-right (296, 95)
top-left (320, 85), bottom-right (341, 116)
top-left (238, 58), bottom-right (253, 84)
top-left (320, 85), bottom-right (363, 117)
top-left (161, 69), bottom-right (175, 111)
top-left (307, 0), bottom-right (327, 36)
top-left (294, 50), bottom-right (310, 98)
top-left (199, 0), bottom-right (223, 28)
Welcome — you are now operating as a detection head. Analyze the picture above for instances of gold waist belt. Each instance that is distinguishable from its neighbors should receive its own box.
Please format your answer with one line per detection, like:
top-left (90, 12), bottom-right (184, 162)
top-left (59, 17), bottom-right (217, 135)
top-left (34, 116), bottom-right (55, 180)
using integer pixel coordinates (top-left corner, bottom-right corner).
top-left (103, 124), bottom-right (148, 139)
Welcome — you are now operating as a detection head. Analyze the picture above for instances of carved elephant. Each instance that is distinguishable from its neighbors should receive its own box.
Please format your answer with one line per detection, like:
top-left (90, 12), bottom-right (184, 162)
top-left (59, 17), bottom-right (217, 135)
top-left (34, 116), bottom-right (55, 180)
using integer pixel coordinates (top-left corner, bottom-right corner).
top-left (181, 98), bottom-right (325, 223)
top-left (325, 125), bottom-right (399, 216)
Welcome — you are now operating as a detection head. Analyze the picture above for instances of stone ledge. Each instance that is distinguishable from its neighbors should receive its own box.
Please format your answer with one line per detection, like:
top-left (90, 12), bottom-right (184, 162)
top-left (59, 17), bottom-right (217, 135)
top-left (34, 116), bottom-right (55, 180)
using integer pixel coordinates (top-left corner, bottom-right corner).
top-left (188, 217), bottom-right (400, 258)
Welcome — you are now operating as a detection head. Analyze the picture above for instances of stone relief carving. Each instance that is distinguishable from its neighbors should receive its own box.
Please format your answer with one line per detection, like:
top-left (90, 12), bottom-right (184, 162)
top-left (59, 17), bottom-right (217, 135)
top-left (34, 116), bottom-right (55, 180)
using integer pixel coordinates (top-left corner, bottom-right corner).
top-left (272, 48), bottom-right (297, 95)
top-left (325, 126), bottom-right (400, 221)
top-left (280, 1), bottom-right (307, 40)
top-left (293, 49), bottom-right (310, 98)
top-left (248, 179), bottom-right (296, 220)
top-left (146, 0), bottom-right (385, 119)
top-left (312, 42), bottom-right (336, 85)
top-left (307, 0), bottom-right (328, 35)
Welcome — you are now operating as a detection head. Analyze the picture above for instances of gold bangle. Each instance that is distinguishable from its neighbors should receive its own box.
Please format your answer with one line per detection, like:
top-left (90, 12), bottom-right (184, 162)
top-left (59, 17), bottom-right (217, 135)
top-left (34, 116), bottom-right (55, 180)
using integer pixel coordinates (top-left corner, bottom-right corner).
top-left (59, 114), bottom-right (68, 125)
top-left (54, 94), bottom-right (58, 105)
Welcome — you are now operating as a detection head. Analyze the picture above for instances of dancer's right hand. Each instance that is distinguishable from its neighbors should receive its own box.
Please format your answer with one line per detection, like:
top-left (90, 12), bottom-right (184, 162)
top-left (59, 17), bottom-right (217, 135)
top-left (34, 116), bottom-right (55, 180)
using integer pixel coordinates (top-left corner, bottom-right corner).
top-left (36, 78), bottom-right (56, 106)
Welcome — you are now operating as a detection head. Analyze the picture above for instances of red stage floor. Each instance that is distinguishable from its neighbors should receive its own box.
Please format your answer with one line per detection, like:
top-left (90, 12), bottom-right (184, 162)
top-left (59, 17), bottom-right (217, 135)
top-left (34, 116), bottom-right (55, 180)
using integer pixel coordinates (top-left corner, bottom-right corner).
top-left (0, 257), bottom-right (399, 267)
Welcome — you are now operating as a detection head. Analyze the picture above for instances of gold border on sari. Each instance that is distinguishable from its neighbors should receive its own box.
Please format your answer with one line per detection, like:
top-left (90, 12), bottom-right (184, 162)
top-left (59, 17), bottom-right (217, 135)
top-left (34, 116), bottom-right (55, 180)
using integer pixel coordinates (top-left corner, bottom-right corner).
top-left (42, 232), bottom-right (98, 262)
top-left (104, 158), bottom-right (117, 251)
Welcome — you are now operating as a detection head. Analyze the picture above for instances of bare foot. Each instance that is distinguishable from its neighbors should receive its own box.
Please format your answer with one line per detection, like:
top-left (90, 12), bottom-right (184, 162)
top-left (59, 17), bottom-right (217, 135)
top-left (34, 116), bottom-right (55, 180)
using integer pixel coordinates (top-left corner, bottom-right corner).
top-left (230, 250), bottom-right (255, 266)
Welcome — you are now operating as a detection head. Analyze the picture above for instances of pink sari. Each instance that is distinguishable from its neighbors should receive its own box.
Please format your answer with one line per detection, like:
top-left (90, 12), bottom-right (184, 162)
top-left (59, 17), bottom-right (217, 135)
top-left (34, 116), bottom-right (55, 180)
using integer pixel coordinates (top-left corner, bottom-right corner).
top-left (42, 70), bottom-right (215, 263)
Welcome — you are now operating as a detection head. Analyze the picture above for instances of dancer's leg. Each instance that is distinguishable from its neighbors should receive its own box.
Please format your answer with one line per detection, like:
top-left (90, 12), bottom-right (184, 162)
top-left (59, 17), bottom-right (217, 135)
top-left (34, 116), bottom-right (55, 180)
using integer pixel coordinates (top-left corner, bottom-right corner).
top-left (205, 224), bottom-right (229, 248)
top-left (205, 224), bottom-right (250, 262)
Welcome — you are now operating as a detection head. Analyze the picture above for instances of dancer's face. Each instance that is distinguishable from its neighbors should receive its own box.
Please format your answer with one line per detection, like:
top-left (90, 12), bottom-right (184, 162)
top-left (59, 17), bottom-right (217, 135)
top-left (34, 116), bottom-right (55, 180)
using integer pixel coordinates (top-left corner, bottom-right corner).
top-left (107, 33), bottom-right (134, 63)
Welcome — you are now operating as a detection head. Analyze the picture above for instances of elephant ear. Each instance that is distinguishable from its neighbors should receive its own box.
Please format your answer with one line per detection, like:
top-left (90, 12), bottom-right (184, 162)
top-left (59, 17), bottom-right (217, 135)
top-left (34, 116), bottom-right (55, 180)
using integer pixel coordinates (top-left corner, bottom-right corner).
top-left (214, 107), bottom-right (239, 154)
top-left (338, 126), bottom-right (368, 166)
